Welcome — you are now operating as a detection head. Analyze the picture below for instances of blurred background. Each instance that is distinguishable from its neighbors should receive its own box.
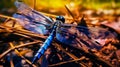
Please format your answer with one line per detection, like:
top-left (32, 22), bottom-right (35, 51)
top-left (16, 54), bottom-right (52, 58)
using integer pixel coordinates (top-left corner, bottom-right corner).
top-left (0, 0), bottom-right (120, 16)
top-left (0, 0), bottom-right (120, 25)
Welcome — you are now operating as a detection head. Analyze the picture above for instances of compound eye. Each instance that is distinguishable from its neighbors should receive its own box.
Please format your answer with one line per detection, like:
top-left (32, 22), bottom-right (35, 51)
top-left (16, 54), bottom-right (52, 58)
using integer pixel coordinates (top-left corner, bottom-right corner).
top-left (56, 16), bottom-right (65, 23)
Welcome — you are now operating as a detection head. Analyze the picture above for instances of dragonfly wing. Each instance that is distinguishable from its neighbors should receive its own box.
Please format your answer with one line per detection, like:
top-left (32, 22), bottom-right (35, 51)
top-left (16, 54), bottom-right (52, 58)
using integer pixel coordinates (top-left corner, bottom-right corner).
top-left (13, 1), bottom-right (53, 34)
top-left (56, 26), bottom-right (117, 50)
top-left (88, 26), bottom-right (117, 39)
top-left (56, 26), bottom-right (93, 49)
top-left (88, 26), bottom-right (117, 46)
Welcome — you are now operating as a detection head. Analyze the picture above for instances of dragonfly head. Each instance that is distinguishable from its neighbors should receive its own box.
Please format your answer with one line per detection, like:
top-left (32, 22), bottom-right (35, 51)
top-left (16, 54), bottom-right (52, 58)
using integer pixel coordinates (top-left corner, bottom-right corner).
top-left (56, 16), bottom-right (65, 23)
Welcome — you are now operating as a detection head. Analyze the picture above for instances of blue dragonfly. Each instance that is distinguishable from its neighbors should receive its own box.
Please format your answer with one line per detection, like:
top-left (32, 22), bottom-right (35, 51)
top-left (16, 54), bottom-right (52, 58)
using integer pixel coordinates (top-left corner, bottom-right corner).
top-left (13, 1), bottom-right (117, 64)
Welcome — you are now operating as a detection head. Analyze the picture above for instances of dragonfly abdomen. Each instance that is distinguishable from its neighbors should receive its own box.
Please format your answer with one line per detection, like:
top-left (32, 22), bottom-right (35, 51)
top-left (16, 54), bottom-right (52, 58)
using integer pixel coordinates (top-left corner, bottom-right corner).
top-left (32, 22), bottom-right (58, 64)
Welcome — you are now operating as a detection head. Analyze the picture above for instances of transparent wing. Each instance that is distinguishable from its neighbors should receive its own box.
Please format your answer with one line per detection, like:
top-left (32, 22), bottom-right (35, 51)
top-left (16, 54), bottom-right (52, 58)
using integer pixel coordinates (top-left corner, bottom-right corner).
top-left (13, 1), bottom-right (53, 34)
top-left (56, 25), bottom-right (117, 49)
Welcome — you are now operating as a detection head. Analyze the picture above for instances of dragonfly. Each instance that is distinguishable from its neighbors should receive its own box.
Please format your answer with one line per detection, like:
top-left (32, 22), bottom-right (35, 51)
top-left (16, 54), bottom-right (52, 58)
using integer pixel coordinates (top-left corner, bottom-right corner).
top-left (13, 1), bottom-right (117, 64)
